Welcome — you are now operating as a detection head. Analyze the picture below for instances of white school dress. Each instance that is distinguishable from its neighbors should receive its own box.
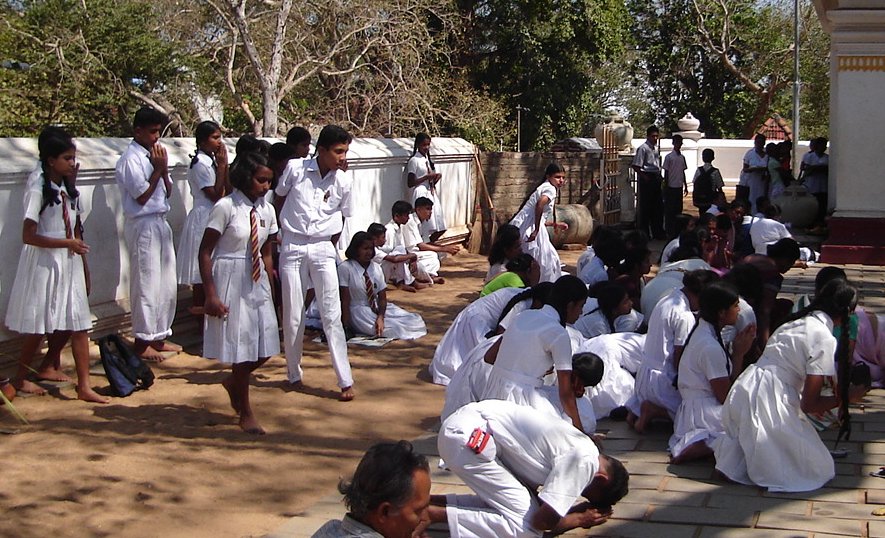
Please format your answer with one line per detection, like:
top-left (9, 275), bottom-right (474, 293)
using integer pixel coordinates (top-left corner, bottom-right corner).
top-left (640, 258), bottom-right (711, 315)
top-left (575, 333), bottom-right (641, 419)
top-left (627, 288), bottom-right (694, 419)
top-left (338, 259), bottom-right (426, 340)
top-left (482, 305), bottom-right (572, 411)
top-left (509, 181), bottom-right (562, 283)
top-left (177, 151), bottom-right (217, 285)
top-left (573, 298), bottom-right (645, 340)
top-left (441, 335), bottom-right (502, 421)
top-left (740, 148), bottom-right (769, 213)
top-left (578, 253), bottom-right (608, 287)
top-left (5, 179), bottom-right (91, 334)
top-left (407, 152), bottom-right (447, 234)
top-left (714, 311), bottom-right (837, 492)
top-left (429, 287), bottom-right (525, 385)
top-left (202, 191), bottom-right (280, 364)
top-left (669, 320), bottom-right (730, 458)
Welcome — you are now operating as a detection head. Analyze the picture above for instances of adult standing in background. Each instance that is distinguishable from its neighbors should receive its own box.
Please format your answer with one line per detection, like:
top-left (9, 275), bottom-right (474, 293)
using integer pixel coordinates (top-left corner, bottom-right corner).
top-left (632, 126), bottom-right (665, 240)
top-left (406, 133), bottom-right (446, 242)
top-left (802, 137), bottom-right (830, 234)
top-left (662, 134), bottom-right (688, 239)
top-left (739, 134), bottom-right (768, 213)
top-left (115, 107), bottom-right (181, 362)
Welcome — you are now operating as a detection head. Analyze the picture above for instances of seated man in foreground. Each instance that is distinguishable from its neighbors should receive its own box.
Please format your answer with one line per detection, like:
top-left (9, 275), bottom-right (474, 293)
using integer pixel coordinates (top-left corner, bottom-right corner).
top-left (431, 400), bottom-right (629, 537)
top-left (312, 441), bottom-right (431, 537)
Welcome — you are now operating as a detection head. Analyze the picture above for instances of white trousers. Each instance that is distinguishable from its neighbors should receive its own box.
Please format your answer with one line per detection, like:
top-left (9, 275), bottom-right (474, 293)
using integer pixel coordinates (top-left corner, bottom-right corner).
top-left (438, 407), bottom-right (543, 538)
top-left (124, 214), bottom-right (177, 341)
top-left (280, 237), bottom-right (352, 388)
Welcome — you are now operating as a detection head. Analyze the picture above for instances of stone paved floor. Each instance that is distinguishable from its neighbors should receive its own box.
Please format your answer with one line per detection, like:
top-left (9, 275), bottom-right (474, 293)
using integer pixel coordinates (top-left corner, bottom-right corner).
top-left (270, 262), bottom-right (885, 538)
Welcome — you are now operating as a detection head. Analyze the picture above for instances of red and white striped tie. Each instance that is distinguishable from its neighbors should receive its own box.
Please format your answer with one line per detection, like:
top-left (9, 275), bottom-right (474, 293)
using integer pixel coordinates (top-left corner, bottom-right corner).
top-left (250, 207), bottom-right (260, 282)
top-left (364, 269), bottom-right (378, 313)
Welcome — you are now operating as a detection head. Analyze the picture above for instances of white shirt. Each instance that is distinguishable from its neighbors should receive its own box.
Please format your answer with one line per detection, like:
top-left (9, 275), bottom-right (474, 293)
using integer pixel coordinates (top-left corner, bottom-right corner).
top-left (275, 158), bottom-right (352, 239)
top-left (582, 332), bottom-right (646, 374)
top-left (632, 141), bottom-right (660, 173)
top-left (801, 151), bottom-right (829, 194)
top-left (663, 150), bottom-right (687, 188)
top-left (578, 255), bottom-right (608, 287)
top-left (381, 219), bottom-right (406, 254)
top-left (187, 151), bottom-right (217, 211)
top-left (23, 177), bottom-right (80, 238)
top-left (494, 305), bottom-right (573, 380)
top-left (338, 259), bottom-right (386, 306)
top-left (206, 190), bottom-right (278, 259)
top-left (692, 163), bottom-right (725, 190)
top-left (115, 140), bottom-right (170, 218)
top-left (661, 237), bottom-right (680, 264)
top-left (461, 400), bottom-right (600, 517)
top-left (756, 311), bottom-right (836, 391)
top-left (678, 319), bottom-right (731, 400)
top-left (406, 153), bottom-right (433, 193)
top-left (739, 148), bottom-right (768, 186)
top-left (643, 289), bottom-right (695, 378)
top-left (749, 217), bottom-right (792, 254)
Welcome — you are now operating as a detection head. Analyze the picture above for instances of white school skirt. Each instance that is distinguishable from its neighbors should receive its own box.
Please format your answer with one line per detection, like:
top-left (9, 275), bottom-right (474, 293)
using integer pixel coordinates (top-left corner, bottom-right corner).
top-left (176, 204), bottom-right (213, 285)
top-left (203, 256), bottom-right (280, 364)
top-left (5, 238), bottom-right (91, 334)
top-left (349, 303), bottom-right (427, 340)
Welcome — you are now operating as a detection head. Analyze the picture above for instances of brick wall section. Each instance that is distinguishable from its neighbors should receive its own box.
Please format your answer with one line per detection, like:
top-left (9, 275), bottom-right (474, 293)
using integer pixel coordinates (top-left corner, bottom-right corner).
top-left (479, 152), bottom-right (601, 223)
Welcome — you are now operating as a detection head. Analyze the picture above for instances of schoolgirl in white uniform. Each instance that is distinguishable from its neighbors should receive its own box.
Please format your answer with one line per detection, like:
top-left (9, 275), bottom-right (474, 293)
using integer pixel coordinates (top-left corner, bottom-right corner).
top-left (114, 107), bottom-right (179, 361)
top-left (508, 163), bottom-right (568, 283)
top-left (339, 232), bottom-right (426, 340)
top-left (429, 283), bottom-right (553, 385)
top-left (177, 121), bottom-right (229, 311)
top-left (714, 280), bottom-right (862, 492)
top-left (573, 282), bottom-right (634, 340)
top-left (5, 128), bottom-right (108, 403)
top-left (199, 152), bottom-right (279, 435)
top-left (482, 275), bottom-right (588, 432)
top-left (406, 133), bottom-right (446, 238)
top-left (669, 283), bottom-right (755, 464)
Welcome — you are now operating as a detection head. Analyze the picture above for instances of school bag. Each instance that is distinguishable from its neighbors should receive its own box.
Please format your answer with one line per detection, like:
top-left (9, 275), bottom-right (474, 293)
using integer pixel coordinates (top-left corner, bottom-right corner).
top-left (97, 334), bottom-right (155, 397)
top-left (693, 166), bottom-right (716, 207)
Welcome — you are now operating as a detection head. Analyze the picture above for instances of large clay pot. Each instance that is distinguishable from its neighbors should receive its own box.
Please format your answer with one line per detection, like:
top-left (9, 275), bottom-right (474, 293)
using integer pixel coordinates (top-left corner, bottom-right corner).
top-left (594, 115), bottom-right (634, 150)
top-left (677, 112), bottom-right (701, 132)
top-left (546, 204), bottom-right (594, 248)
top-left (773, 184), bottom-right (819, 229)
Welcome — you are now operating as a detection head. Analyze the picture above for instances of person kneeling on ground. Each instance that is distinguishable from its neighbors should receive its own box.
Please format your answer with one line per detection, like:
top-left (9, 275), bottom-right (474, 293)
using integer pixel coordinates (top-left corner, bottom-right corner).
top-left (430, 400), bottom-right (629, 537)
top-left (312, 440), bottom-right (431, 538)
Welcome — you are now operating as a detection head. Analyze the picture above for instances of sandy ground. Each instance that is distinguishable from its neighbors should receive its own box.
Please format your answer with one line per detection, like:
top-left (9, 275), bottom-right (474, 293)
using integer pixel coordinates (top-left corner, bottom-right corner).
top-left (1, 249), bottom-right (560, 538)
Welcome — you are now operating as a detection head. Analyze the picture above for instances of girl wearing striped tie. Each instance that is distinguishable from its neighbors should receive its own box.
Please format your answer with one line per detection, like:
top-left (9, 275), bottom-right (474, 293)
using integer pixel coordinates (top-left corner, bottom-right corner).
top-left (199, 152), bottom-right (279, 435)
top-left (5, 127), bottom-right (109, 402)
top-left (339, 232), bottom-right (426, 341)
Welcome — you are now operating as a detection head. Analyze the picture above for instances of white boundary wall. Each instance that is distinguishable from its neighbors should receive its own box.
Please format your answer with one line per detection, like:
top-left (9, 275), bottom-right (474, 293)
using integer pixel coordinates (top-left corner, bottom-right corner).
top-left (0, 136), bottom-right (475, 343)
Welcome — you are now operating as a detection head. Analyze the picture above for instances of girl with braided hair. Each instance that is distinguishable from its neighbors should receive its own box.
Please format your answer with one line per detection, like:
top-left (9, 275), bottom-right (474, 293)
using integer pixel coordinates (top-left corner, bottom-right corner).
top-left (669, 283), bottom-right (756, 464)
top-left (713, 279), bottom-right (865, 491)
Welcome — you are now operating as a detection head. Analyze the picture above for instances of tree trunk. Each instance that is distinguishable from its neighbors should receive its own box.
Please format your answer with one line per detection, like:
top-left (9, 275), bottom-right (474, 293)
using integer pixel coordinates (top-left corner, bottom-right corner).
top-left (261, 87), bottom-right (278, 136)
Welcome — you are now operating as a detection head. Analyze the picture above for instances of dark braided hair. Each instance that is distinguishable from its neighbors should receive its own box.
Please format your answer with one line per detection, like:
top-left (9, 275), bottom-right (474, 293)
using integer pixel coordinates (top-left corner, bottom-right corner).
top-left (190, 121), bottom-right (221, 168)
top-left (38, 127), bottom-right (78, 214)
top-left (682, 282), bottom-right (740, 377)
top-left (412, 133), bottom-right (435, 170)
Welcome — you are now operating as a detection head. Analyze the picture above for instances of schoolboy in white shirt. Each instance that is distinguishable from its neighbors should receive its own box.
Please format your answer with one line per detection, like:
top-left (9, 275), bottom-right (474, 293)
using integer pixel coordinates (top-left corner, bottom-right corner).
top-left (275, 125), bottom-right (355, 401)
top-left (115, 107), bottom-right (181, 362)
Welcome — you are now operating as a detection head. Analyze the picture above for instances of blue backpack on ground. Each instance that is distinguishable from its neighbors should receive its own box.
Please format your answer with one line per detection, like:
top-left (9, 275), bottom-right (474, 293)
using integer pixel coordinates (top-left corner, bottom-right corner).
top-left (97, 334), bottom-right (155, 397)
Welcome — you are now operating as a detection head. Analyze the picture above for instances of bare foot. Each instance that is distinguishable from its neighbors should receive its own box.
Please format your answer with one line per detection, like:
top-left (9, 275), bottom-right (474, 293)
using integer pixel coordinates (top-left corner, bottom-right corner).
top-left (339, 386), bottom-right (355, 402)
top-left (187, 306), bottom-right (205, 316)
top-left (397, 283), bottom-right (418, 293)
top-left (239, 413), bottom-right (266, 435)
top-left (139, 347), bottom-right (166, 363)
top-left (626, 411), bottom-right (637, 429)
top-left (14, 379), bottom-right (47, 396)
top-left (432, 276), bottom-right (445, 284)
top-left (76, 386), bottom-right (110, 404)
top-left (221, 377), bottom-right (241, 413)
top-left (36, 367), bottom-right (73, 383)
top-left (413, 281), bottom-right (430, 290)
top-left (150, 340), bottom-right (182, 353)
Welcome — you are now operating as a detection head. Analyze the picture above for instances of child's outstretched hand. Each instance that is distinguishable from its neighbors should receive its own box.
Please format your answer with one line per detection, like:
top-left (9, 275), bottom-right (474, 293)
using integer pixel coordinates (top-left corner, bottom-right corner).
top-left (204, 295), bottom-right (229, 319)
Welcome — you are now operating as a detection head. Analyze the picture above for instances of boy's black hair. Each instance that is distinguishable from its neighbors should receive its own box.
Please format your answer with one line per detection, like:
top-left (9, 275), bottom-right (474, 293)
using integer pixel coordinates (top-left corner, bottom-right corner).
top-left (367, 223), bottom-right (386, 238)
top-left (317, 124), bottom-right (352, 148)
top-left (646, 125), bottom-right (659, 136)
top-left (414, 196), bottom-right (433, 209)
top-left (286, 126), bottom-right (311, 147)
top-left (269, 142), bottom-right (296, 163)
top-left (133, 107), bottom-right (169, 129)
top-left (767, 238), bottom-right (800, 262)
top-left (391, 200), bottom-right (413, 217)
top-left (701, 148), bottom-right (715, 162)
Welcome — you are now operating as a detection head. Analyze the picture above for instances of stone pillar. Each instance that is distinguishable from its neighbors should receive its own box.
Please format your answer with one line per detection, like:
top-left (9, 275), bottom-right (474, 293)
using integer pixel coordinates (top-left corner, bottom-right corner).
top-left (814, 0), bottom-right (885, 264)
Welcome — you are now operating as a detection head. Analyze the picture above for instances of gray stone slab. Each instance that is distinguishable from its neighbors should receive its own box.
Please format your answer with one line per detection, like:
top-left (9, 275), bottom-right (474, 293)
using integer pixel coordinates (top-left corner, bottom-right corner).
top-left (868, 489), bottom-right (885, 504)
top-left (647, 505), bottom-right (755, 527)
top-left (706, 492), bottom-right (809, 514)
top-left (621, 489), bottom-right (707, 508)
top-left (698, 528), bottom-right (809, 538)
top-left (763, 488), bottom-right (861, 504)
top-left (567, 520), bottom-right (699, 538)
top-left (870, 519), bottom-right (885, 538)
top-left (627, 474), bottom-right (667, 490)
top-left (812, 500), bottom-right (885, 520)
top-left (756, 513), bottom-right (863, 535)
